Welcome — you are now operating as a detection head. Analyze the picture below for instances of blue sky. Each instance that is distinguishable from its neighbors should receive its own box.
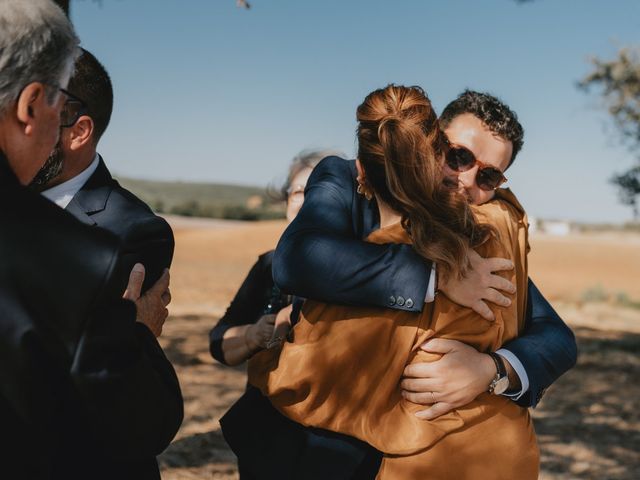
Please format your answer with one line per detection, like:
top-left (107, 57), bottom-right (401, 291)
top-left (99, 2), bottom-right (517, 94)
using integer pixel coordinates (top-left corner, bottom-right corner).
top-left (71, 0), bottom-right (639, 223)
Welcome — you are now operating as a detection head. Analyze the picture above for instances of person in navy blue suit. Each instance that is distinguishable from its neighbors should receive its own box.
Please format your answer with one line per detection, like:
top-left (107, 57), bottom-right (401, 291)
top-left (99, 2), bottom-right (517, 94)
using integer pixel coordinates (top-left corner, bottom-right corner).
top-left (31, 47), bottom-right (180, 479)
top-left (33, 48), bottom-right (174, 298)
top-left (221, 91), bottom-right (577, 479)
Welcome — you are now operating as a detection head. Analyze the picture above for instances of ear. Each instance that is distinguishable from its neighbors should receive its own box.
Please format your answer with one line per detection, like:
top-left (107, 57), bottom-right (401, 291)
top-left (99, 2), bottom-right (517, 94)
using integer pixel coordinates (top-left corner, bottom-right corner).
top-left (355, 158), bottom-right (366, 183)
top-left (68, 115), bottom-right (95, 151)
top-left (16, 82), bottom-right (48, 136)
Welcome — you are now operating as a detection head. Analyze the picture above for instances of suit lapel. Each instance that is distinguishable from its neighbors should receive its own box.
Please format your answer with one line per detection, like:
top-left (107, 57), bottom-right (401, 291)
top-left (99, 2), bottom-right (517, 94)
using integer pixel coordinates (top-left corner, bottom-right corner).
top-left (65, 156), bottom-right (115, 225)
top-left (66, 197), bottom-right (96, 225)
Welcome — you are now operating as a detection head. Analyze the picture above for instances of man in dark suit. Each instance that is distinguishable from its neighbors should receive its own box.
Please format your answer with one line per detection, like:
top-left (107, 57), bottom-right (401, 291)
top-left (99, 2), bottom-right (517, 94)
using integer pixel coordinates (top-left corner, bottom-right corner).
top-left (0, 2), bottom-right (182, 479)
top-left (34, 48), bottom-right (174, 299)
top-left (222, 91), bottom-right (577, 479)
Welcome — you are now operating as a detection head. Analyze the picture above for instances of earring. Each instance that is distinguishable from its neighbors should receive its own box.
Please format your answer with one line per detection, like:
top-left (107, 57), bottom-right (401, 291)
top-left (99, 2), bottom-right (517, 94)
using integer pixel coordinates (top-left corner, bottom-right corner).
top-left (357, 182), bottom-right (373, 201)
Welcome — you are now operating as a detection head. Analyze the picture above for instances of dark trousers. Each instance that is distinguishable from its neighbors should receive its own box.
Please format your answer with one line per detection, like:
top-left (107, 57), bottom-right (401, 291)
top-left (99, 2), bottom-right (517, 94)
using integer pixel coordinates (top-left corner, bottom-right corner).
top-left (223, 386), bottom-right (381, 480)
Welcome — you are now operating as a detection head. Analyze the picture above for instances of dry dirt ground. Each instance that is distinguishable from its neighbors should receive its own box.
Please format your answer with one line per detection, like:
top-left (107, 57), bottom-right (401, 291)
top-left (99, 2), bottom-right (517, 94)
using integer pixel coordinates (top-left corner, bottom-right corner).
top-left (157, 217), bottom-right (640, 479)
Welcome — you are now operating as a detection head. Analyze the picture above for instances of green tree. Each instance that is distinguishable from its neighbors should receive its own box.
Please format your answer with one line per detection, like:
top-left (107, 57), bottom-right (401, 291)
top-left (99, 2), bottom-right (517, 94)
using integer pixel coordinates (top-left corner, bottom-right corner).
top-left (579, 48), bottom-right (640, 219)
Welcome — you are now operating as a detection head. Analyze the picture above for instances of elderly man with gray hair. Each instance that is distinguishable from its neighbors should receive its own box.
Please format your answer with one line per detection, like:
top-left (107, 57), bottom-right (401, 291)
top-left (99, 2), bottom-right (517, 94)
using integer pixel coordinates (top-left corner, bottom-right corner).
top-left (0, 2), bottom-right (182, 479)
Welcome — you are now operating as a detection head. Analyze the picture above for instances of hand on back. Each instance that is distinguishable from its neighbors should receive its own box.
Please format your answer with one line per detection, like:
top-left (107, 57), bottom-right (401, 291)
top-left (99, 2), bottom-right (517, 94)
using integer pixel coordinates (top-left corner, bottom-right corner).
top-left (246, 304), bottom-right (293, 351)
top-left (245, 313), bottom-right (277, 351)
top-left (123, 263), bottom-right (172, 337)
top-left (401, 339), bottom-right (496, 420)
top-left (439, 249), bottom-right (516, 321)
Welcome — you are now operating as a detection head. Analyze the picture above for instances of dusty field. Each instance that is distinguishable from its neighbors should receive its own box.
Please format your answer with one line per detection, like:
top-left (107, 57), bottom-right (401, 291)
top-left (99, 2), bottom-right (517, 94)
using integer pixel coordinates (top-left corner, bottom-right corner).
top-left (163, 216), bottom-right (286, 317)
top-left (528, 232), bottom-right (640, 302)
top-left (158, 218), bottom-right (640, 479)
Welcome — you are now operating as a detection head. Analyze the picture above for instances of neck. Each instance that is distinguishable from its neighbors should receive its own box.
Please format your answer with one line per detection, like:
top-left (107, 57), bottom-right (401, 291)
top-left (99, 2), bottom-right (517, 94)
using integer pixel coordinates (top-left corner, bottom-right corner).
top-left (375, 195), bottom-right (402, 228)
top-left (0, 120), bottom-right (22, 185)
top-left (49, 148), bottom-right (96, 188)
top-left (0, 123), bottom-right (9, 159)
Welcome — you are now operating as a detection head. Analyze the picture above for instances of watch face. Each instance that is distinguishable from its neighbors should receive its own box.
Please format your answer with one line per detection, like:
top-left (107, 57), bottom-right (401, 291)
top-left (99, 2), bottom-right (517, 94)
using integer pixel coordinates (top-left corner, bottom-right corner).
top-left (493, 376), bottom-right (510, 395)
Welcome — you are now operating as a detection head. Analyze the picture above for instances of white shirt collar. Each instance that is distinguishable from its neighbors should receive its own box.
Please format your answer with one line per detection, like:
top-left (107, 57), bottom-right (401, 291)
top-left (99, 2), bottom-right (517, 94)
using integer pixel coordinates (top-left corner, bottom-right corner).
top-left (41, 154), bottom-right (100, 209)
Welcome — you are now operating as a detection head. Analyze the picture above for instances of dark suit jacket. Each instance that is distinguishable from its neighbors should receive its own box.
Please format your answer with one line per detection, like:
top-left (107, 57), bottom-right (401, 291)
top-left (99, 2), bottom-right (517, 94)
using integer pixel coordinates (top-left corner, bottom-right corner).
top-left (0, 152), bottom-right (183, 480)
top-left (66, 157), bottom-right (174, 293)
top-left (61, 156), bottom-right (177, 478)
top-left (274, 156), bottom-right (578, 407)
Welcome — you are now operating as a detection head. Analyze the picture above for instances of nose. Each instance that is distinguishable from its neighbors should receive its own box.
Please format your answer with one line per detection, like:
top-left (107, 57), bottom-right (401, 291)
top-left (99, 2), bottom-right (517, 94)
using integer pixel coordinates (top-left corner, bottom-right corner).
top-left (458, 166), bottom-right (478, 188)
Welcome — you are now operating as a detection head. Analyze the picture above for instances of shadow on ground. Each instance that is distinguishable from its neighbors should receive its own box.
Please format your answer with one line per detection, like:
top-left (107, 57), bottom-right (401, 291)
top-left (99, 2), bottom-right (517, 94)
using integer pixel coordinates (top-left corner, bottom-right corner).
top-left (162, 430), bottom-right (234, 468)
top-left (159, 316), bottom-right (640, 479)
top-left (533, 326), bottom-right (640, 479)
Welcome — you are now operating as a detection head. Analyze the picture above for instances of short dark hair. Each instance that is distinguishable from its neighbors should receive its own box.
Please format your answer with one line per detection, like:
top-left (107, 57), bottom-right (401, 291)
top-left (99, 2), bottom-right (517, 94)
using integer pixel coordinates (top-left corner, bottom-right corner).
top-left (67, 48), bottom-right (113, 143)
top-left (440, 90), bottom-right (524, 166)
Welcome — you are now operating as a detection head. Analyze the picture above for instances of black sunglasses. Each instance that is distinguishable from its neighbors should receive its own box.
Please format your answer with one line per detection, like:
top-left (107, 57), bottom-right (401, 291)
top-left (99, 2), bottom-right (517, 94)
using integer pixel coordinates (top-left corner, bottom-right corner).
top-left (445, 146), bottom-right (507, 191)
top-left (58, 88), bottom-right (88, 128)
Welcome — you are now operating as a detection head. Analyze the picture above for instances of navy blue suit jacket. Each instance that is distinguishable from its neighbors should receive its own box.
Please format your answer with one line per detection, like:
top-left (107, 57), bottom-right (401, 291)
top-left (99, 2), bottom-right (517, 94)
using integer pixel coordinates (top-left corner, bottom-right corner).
top-left (66, 157), bottom-right (175, 294)
top-left (60, 157), bottom-right (180, 479)
top-left (274, 156), bottom-right (577, 407)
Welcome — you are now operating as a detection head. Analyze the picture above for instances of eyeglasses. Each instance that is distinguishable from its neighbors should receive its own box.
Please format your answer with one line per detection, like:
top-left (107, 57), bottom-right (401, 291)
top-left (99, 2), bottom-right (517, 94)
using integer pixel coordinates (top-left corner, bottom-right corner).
top-left (286, 185), bottom-right (305, 204)
top-left (58, 88), bottom-right (88, 128)
top-left (445, 146), bottom-right (507, 191)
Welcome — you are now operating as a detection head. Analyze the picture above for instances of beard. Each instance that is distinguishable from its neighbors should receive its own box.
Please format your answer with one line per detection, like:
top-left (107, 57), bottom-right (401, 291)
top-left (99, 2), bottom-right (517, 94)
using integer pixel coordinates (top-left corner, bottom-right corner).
top-left (29, 141), bottom-right (64, 191)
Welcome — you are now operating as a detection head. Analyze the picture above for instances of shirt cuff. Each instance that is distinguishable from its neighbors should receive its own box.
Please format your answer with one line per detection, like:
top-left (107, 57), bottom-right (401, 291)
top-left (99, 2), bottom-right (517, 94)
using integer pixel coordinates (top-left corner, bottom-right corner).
top-left (424, 264), bottom-right (437, 303)
top-left (496, 348), bottom-right (529, 401)
top-left (209, 322), bottom-right (234, 365)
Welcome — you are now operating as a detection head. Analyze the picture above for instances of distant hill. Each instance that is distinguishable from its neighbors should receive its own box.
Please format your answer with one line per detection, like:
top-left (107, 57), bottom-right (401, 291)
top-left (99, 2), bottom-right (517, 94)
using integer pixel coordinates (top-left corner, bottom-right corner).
top-left (115, 176), bottom-right (285, 221)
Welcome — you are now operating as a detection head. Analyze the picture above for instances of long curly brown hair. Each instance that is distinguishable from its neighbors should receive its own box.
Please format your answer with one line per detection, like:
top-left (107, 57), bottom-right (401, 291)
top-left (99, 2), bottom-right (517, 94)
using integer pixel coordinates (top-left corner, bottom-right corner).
top-left (357, 84), bottom-right (493, 278)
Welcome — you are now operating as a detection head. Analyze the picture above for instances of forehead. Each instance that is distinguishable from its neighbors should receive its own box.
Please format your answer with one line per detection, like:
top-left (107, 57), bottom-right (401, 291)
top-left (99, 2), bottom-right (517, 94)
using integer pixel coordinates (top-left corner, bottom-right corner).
top-left (290, 166), bottom-right (312, 187)
top-left (444, 113), bottom-right (513, 171)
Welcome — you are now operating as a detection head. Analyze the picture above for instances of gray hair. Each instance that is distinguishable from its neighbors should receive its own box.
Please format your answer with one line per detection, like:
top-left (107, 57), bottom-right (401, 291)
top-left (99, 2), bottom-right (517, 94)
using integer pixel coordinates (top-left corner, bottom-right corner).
top-left (276, 148), bottom-right (346, 201)
top-left (0, 0), bottom-right (80, 116)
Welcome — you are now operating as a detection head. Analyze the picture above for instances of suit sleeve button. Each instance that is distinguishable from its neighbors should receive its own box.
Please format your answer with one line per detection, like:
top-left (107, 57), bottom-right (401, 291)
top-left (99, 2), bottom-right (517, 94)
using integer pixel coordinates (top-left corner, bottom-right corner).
top-left (389, 296), bottom-right (396, 306)
top-left (396, 296), bottom-right (405, 306)
top-left (405, 298), bottom-right (414, 308)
